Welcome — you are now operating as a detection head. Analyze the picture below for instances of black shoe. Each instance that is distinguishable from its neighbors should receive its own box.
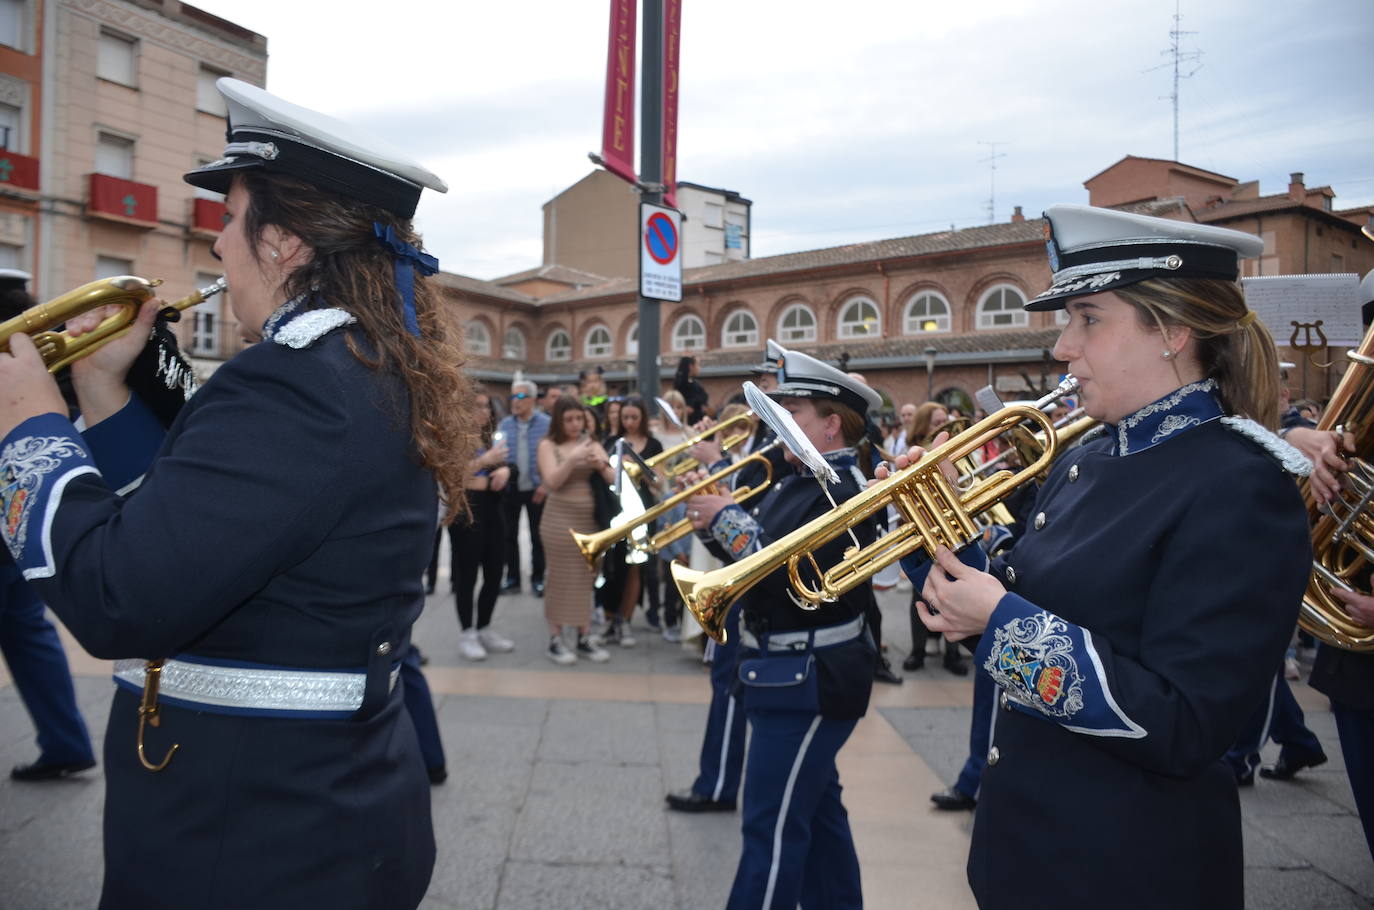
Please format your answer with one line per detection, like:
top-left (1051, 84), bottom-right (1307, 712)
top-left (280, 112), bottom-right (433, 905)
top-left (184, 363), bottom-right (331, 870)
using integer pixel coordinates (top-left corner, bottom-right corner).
top-left (930, 786), bottom-right (976, 811)
top-left (428, 766), bottom-right (448, 785)
top-left (532, 579), bottom-right (545, 596)
top-left (874, 657), bottom-right (903, 685)
top-left (11, 759), bottom-right (96, 781)
top-left (1259, 748), bottom-right (1328, 781)
top-left (665, 789), bottom-right (736, 813)
top-left (902, 652), bottom-right (925, 672)
top-left (943, 653), bottom-right (969, 676)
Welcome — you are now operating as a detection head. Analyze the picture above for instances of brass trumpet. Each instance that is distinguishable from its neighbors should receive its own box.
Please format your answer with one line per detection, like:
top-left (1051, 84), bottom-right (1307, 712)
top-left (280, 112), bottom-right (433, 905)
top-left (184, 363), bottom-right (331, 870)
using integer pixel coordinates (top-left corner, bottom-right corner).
top-left (673, 385), bottom-right (1071, 643)
top-left (631, 412), bottom-right (756, 483)
top-left (570, 441), bottom-right (780, 570)
top-left (0, 275), bottom-right (227, 372)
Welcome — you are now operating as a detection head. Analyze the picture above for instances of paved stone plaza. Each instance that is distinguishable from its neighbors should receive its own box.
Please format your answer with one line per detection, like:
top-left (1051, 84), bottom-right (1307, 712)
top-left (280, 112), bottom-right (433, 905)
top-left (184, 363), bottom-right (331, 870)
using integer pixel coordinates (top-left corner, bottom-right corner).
top-left (1, 573), bottom-right (1370, 909)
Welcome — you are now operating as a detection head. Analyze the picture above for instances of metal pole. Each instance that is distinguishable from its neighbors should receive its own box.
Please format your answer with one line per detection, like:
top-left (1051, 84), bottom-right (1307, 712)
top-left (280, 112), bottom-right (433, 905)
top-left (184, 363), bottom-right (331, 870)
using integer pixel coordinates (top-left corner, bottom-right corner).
top-left (637, 0), bottom-right (664, 415)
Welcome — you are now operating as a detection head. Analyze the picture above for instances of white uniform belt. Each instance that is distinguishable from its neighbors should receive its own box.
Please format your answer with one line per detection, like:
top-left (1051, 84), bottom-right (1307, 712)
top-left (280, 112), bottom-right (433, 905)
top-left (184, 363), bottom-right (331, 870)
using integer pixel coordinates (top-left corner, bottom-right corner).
top-left (112, 657), bottom-right (399, 716)
top-left (738, 615), bottom-right (864, 652)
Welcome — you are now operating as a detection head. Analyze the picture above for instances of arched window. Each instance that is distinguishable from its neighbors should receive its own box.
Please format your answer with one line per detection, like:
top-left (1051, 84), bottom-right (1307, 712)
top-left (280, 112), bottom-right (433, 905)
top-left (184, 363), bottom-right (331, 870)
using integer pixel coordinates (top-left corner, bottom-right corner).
top-left (722, 309), bottom-right (759, 347)
top-left (976, 285), bottom-right (1029, 329)
top-left (626, 322), bottom-right (639, 357)
top-left (584, 324), bottom-right (613, 359)
top-left (837, 296), bottom-right (881, 339)
top-left (777, 303), bottom-right (816, 343)
top-left (464, 320), bottom-right (491, 355)
top-left (502, 326), bottom-right (526, 359)
top-left (546, 329), bottom-right (572, 362)
top-left (672, 314), bottom-right (706, 351)
top-left (903, 291), bottom-right (951, 334)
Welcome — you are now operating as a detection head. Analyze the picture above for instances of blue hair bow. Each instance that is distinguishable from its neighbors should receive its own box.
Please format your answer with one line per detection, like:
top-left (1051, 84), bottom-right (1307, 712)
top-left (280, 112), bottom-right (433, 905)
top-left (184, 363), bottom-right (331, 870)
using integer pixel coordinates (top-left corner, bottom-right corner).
top-left (373, 222), bottom-right (438, 337)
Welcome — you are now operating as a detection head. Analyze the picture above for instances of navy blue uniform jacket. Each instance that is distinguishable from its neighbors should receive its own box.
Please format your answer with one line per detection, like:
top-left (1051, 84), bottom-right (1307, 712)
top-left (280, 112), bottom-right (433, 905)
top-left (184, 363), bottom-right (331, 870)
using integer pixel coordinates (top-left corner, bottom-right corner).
top-left (955, 384), bottom-right (1311, 910)
top-left (0, 305), bottom-right (437, 909)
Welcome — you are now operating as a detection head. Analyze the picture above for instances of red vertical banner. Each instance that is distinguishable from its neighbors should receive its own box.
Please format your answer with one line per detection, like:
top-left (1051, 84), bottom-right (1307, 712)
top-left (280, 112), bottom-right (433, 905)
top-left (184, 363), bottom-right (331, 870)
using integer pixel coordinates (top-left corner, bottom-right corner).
top-left (661, 0), bottom-right (681, 208)
top-left (600, 0), bottom-right (638, 185)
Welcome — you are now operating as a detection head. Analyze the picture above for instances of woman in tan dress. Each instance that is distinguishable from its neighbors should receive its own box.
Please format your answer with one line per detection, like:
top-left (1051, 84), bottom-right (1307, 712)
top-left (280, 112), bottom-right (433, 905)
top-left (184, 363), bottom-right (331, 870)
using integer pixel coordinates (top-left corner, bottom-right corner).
top-left (537, 394), bottom-right (617, 665)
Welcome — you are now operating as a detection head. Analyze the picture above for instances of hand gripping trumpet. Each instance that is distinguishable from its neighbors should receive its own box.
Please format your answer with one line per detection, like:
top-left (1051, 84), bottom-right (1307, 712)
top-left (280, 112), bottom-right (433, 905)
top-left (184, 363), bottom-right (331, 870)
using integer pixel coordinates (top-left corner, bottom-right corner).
top-left (672, 379), bottom-right (1076, 643)
top-left (0, 275), bottom-right (227, 372)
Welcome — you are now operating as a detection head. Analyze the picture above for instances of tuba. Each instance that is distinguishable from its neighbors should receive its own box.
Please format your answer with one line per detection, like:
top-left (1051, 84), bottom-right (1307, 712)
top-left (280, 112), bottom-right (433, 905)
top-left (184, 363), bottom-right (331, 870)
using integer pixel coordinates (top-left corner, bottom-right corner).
top-left (1299, 321), bottom-right (1374, 652)
top-left (673, 380), bottom-right (1075, 642)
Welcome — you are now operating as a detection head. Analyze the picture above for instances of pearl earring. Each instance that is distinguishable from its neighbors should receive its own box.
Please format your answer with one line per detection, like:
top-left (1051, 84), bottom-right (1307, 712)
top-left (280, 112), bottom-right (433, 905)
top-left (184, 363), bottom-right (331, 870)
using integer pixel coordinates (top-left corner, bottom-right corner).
top-left (1161, 350), bottom-right (1174, 360)
top-left (269, 249), bottom-right (280, 260)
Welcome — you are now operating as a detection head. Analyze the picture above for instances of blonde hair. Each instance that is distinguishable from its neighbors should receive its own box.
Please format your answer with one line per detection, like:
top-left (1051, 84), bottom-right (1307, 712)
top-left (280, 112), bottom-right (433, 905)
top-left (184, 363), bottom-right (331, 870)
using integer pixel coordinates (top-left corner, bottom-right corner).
top-left (1114, 278), bottom-right (1280, 428)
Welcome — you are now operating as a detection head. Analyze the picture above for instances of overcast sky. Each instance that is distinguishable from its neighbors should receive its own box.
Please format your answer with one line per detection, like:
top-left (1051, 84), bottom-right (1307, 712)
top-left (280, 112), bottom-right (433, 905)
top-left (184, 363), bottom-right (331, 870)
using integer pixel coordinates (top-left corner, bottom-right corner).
top-left (191, 0), bottom-right (1374, 281)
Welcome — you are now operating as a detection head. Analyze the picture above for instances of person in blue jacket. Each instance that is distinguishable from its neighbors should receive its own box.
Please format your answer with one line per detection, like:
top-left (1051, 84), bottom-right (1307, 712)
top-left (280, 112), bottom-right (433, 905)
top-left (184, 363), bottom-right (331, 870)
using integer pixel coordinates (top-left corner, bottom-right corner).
top-left (898, 204), bottom-right (1313, 909)
top-left (686, 345), bottom-right (882, 909)
top-left (0, 78), bottom-right (472, 909)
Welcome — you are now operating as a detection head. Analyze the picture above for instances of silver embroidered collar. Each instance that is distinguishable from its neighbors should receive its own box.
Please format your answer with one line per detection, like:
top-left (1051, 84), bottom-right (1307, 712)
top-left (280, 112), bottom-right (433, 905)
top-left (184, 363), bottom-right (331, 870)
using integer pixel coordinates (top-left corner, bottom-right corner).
top-left (1114, 379), bottom-right (1221, 456)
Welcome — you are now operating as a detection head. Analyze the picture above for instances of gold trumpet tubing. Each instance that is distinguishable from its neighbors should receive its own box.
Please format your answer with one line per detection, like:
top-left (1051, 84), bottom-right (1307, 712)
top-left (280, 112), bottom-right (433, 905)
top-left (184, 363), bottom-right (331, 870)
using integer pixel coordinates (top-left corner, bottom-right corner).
top-left (635, 412), bottom-right (756, 482)
top-left (675, 406), bottom-right (1057, 640)
top-left (1, 276), bottom-right (158, 365)
top-left (571, 447), bottom-right (775, 569)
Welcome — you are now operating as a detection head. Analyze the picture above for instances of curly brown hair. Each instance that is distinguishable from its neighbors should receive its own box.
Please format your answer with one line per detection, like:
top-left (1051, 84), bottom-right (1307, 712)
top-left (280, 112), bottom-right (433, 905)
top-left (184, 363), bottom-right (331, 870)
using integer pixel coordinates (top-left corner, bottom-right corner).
top-left (239, 170), bottom-right (476, 521)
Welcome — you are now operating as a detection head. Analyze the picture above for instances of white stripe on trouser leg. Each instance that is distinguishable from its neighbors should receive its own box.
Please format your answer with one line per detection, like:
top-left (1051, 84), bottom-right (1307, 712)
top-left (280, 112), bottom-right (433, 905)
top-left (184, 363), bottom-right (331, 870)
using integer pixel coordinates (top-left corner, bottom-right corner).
top-left (712, 695), bottom-right (737, 801)
top-left (1253, 674), bottom-right (1279, 771)
top-left (762, 715), bottom-right (822, 909)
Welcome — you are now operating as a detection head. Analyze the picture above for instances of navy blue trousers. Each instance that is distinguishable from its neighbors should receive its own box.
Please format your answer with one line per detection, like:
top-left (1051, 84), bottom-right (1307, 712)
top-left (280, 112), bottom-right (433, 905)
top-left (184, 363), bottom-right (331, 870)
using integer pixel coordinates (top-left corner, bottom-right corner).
top-left (0, 561), bottom-right (94, 765)
top-left (954, 666), bottom-right (997, 800)
top-left (691, 603), bottom-right (747, 802)
top-left (1224, 672), bottom-right (1323, 778)
top-left (728, 711), bottom-right (862, 910)
top-left (400, 645), bottom-right (446, 774)
top-left (1332, 701), bottom-right (1374, 862)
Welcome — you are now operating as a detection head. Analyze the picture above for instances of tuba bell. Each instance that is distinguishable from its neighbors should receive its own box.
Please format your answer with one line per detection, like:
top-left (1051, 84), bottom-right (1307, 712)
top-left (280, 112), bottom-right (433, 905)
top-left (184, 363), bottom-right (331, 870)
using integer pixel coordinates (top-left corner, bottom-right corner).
top-left (1299, 320), bottom-right (1374, 652)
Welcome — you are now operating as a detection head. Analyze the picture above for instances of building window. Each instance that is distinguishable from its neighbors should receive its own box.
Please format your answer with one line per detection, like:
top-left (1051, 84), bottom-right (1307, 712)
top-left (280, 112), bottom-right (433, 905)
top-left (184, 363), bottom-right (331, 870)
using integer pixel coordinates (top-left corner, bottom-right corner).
top-left (96, 132), bottom-right (134, 179)
top-left (837, 296), bottom-right (881, 339)
top-left (97, 29), bottom-right (138, 87)
top-left (0, 0), bottom-right (25, 51)
top-left (584, 324), bottom-right (613, 359)
top-left (903, 291), bottom-right (950, 334)
top-left (502, 326), bottom-right (526, 360)
top-left (197, 66), bottom-right (229, 116)
top-left (723, 309), bottom-right (758, 347)
top-left (626, 322), bottom-right (638, 357)
top-left (672, 314), bottom-right (705, 351)
top-left (464, 320), bottom-right (491, 356)
top-left (0, 100), bottom-right (22, 153)
top-left (976, 285), bottom-right (1028, 329)
top-left (546, 329), bottom-right (571, 362)
top-left (191, 271), bottom-right (223, 356)
top-left (0, 240), bottom-right (22, 270)
top-left (95, 255), bottom-right (134, 280)
top-left (778, 303), bottom-right (817, 343)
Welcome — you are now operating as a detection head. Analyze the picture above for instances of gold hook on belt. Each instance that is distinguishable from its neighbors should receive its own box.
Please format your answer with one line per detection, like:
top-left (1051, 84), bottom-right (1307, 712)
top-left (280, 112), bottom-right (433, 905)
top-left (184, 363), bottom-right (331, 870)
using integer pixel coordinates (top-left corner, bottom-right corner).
top-left (136, 659), bottom-right (179, 772)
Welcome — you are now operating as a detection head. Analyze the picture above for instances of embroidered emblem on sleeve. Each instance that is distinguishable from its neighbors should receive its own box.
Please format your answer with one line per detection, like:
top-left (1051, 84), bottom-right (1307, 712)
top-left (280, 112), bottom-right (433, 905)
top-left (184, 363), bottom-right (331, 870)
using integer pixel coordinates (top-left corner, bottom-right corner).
top-left (985, 611), bottom-right (1086, 718)
top-left (710, 504), bottom-right (761, 558)
top-left (272, 308), bottom-right (358, 349)
top-left (1, 434), bottom-right (99, 573)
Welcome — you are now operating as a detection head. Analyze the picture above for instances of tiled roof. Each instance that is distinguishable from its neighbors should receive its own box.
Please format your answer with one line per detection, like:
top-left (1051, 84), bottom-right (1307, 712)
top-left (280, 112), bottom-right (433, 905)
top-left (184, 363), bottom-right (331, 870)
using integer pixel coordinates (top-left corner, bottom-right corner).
top-left (492, 263), bottom-right (609, 288)
top-left (433, 271), bottom-right (535, 304)
top-left (1194, 195), bottom-right (1333, 222)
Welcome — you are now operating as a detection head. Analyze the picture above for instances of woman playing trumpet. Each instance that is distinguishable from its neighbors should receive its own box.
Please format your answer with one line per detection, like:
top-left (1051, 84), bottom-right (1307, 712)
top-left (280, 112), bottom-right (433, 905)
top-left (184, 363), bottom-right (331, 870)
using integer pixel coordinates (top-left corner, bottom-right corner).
top-left (895, 204), bottom-right (1312, 909)
top-left (0, 78), bottom-right (468, 908)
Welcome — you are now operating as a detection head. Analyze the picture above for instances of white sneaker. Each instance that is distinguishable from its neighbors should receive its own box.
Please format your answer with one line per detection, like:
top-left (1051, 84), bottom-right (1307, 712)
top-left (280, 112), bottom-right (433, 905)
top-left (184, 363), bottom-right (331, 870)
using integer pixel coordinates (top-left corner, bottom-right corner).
top-left (617, 625), bottom-right (636, 648)
top-left (661, 626), bottom-right (681, 643)
top-left (547, 636), bottom-right (576, 666)
top-left (577, 635), bottom-right (610, 663)
top-left (478, 628), bottom-right (514, 653)
top-left (457, 629), bottom-right (487, 661)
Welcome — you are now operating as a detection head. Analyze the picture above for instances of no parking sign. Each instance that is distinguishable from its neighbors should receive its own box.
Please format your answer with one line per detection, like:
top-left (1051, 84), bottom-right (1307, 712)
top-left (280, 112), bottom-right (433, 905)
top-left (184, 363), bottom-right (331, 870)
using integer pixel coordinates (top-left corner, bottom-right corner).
top-left (640, 203), bottom-right (682, 302)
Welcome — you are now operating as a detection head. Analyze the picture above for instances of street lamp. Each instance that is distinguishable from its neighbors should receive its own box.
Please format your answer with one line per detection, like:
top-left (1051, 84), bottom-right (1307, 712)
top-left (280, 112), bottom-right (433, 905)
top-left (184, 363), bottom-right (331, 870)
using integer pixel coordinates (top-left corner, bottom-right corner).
top-left (923, 346), bottom-right (938, 401)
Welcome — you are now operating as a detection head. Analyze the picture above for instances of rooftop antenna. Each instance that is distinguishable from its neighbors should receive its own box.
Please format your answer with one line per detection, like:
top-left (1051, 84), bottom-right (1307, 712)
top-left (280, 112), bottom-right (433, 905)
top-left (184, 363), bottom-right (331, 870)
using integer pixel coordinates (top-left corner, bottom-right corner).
top-left (1146, 0), bottom-right (1203, 161)
top-left (978, 141), bottom-right (1007, 224)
